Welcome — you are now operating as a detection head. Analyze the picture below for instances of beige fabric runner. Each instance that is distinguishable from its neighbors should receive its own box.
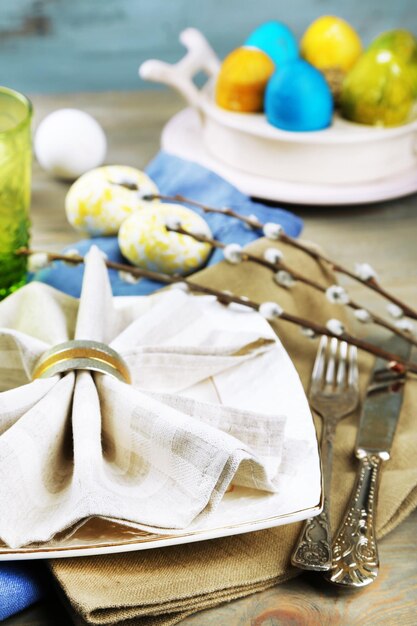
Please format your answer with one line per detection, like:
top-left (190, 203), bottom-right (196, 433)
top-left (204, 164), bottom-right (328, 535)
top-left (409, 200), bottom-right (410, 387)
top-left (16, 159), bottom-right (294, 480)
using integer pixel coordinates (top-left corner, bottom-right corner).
top-left (50, 238), bottom-right (417, 626)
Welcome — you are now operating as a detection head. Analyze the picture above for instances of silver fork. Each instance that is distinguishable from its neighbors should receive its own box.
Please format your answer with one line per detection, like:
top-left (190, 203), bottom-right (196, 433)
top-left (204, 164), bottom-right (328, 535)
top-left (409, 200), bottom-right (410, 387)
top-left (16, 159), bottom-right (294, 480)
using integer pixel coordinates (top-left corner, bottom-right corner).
top-left (291, 335), bottom-right (359, 571)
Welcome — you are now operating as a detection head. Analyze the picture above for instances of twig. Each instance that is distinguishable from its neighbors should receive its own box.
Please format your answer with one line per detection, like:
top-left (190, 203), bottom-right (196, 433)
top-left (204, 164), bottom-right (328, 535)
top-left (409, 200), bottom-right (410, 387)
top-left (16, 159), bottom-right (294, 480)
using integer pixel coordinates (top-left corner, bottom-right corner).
top-left (145, 192), bottom-right (417, 321)
top-left (279, 235), bottom-right (417, 321)
top-left (147, 193), bottom-right (262, 228)
top-left (167, 225), bottom-right (417, 347)
top-left (17, 247), bottom-right (417, 374)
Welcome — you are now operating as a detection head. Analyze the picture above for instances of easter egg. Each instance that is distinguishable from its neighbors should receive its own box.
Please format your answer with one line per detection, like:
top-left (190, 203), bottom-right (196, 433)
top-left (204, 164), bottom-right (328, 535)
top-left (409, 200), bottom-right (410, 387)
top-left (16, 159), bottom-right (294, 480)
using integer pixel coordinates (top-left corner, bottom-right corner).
top-left (245, 21), bottom-right (298, 67)
top-left (34, 109), bottom-right (107, 181)
top-left (368, 29), bottom-right (417, 95)
top-left (65, 165), bottom-right (159, 236)
top-left (301, 16), bottom-right (362, 73)
top-left (340, 49), bottom-right (415, 126)
top-left (320, 67), bottom-right (346, 102)
top-left (265, 60), bottom-right (333, 131)
top-left (216, 47), bottom-right (275, 112)
top-left (118, 204), bottom-right (212, 275)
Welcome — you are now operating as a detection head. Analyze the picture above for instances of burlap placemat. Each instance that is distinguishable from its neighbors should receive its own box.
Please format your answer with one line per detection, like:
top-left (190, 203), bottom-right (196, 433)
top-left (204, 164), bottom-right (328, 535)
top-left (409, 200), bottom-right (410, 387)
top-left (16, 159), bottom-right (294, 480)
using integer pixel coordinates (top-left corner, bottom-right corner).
top-left (50, 238), bottom-right (417, 626)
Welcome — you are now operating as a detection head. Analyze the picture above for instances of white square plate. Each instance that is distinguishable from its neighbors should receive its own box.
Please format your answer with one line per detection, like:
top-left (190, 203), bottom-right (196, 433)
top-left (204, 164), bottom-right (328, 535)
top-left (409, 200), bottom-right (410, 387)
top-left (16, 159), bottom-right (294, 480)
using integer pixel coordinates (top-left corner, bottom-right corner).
top-left (0, 296), bottom-right (321, 560)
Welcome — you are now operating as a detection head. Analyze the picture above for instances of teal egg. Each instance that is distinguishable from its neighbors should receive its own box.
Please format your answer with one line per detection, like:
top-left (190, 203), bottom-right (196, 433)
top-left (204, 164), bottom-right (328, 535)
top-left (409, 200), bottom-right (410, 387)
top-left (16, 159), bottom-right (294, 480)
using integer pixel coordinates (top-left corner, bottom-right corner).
top-left (265, 60), bottom-right (333, 131)
top-left (245, 21), bottom-right (298, 67)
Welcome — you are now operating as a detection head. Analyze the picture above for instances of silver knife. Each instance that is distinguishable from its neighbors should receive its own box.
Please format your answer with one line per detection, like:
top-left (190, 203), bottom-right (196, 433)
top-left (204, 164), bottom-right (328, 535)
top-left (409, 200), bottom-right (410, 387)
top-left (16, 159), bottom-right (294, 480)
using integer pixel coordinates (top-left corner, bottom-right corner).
top-left (325, 335), bottom-right (412, 588)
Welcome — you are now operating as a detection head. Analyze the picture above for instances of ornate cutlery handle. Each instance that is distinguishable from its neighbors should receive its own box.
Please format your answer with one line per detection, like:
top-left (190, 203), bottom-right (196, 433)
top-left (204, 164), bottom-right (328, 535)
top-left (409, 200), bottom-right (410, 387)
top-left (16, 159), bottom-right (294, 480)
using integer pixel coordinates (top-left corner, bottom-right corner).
top-left (325, 453), bottom-right (383, 587)
top-left (291, 420), bottom-right (335, 571)
top-left (291, 496), bottom-right (332, 571)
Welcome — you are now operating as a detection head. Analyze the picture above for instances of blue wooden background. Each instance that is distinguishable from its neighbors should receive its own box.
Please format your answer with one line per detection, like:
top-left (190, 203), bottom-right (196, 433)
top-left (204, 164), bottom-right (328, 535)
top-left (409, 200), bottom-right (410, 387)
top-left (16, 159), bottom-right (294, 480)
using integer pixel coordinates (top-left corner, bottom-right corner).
top-left (1, 0), bottom-right (416, 93)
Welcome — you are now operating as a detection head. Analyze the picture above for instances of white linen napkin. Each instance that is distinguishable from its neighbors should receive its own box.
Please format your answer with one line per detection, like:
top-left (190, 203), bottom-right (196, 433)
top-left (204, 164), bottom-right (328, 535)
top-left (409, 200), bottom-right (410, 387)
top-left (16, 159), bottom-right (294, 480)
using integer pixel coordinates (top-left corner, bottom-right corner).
top-left (0, 247), bottom-right (310, 549)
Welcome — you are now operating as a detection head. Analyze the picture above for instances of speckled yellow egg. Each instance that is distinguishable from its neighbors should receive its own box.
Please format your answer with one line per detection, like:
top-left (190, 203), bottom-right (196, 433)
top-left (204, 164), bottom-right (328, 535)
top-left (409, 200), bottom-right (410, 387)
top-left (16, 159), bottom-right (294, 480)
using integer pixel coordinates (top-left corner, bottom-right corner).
top-left (118, 204), bottom-right (212, 275)
top-left (65, 165), bottom-right (159, 236)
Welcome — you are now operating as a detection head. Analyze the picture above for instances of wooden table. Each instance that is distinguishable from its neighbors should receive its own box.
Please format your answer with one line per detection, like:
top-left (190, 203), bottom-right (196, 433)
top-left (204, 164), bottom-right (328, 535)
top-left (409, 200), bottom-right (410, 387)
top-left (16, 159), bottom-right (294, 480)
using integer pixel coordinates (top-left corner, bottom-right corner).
top-left (5, 91), bottom-right (417, 626)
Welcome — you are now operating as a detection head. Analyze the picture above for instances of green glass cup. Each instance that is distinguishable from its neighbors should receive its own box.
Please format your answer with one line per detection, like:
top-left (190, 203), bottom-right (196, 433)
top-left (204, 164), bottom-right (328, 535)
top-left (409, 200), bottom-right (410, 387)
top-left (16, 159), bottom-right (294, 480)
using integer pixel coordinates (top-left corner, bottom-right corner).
top-left (0, 87), bottom-right (32, 299)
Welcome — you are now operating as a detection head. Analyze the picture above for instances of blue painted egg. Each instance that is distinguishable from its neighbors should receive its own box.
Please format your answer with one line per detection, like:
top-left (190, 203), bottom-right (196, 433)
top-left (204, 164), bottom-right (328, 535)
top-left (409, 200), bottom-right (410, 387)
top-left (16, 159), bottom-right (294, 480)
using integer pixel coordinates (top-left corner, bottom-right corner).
top-left (265, 60), bottom-right (333, 131)
top-left (245, 21), bottom-right (298, 67)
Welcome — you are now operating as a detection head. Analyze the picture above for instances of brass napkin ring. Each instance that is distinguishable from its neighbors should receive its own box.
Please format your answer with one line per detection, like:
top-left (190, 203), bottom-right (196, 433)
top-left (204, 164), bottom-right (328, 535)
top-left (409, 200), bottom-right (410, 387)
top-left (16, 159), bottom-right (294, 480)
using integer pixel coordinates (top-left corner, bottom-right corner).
top-left (32, 340), bottom-right (131, 384)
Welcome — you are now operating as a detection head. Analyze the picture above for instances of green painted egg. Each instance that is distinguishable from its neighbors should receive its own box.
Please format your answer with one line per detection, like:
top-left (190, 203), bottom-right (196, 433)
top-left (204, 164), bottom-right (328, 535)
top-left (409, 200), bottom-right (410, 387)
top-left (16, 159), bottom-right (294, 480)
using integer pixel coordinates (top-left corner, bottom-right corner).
top-left (340, 48), bottom-right (415, 126)
top-left (368, 29), bottom-right (417, 95)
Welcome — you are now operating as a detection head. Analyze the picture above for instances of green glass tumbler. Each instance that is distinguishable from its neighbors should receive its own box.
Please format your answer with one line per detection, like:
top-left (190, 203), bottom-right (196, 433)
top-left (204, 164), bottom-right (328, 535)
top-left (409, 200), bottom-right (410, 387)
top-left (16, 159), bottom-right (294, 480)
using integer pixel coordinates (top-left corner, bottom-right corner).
top-left (0, 87), bottom-right (32, 299)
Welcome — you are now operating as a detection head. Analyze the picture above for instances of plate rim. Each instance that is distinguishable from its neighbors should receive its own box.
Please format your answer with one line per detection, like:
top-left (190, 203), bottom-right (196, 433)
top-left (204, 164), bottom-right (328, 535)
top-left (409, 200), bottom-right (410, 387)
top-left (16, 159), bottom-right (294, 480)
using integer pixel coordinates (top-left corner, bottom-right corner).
top-left (0, 491), bottom-right (323, 560)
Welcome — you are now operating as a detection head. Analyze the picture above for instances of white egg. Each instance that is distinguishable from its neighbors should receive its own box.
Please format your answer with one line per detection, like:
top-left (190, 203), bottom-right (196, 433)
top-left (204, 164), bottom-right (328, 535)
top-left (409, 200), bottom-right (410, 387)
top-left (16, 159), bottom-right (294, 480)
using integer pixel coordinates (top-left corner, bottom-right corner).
top-left (34, 108), bottom-right (107, 180)
top-left (118, 204), bottom-right (212, 275)
top-left (65, 165), bottom-right (159, 236)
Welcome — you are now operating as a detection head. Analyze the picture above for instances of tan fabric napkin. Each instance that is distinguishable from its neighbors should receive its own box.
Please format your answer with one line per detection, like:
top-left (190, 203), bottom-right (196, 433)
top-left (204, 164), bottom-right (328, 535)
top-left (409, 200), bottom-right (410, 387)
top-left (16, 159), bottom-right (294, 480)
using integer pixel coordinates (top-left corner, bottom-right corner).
top-left (0, 246), bottom-right (316, 549)
top-left (50, 238), bottom-right (417, 626)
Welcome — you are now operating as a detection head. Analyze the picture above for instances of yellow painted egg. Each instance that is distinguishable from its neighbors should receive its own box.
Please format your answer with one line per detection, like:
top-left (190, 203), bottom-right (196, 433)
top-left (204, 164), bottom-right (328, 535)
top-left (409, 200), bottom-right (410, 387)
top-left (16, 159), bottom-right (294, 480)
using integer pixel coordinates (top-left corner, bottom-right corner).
top-left (118, 204), bottom-right (212, 275)
top-left (65, 165), bottom-right (159, 236)
top-left (216, 47), bottom-right (275, 112)
top-left (301, 16), bottom-right (362, 73)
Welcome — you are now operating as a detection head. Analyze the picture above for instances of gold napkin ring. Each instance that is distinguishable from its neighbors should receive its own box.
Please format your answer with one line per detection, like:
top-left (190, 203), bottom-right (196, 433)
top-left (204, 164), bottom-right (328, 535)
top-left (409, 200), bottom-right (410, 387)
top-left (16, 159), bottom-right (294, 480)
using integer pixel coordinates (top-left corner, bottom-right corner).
top-left (32, 340), bottom-right (131, 384)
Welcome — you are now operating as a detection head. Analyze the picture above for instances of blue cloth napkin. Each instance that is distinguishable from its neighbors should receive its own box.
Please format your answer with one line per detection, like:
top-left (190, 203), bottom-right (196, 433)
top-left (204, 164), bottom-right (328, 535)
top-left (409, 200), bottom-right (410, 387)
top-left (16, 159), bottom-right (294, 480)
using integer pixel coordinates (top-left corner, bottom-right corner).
top-left (35, 151), bottom-right (303, 297)
top-left (0, 563), bottom-right (45, 621)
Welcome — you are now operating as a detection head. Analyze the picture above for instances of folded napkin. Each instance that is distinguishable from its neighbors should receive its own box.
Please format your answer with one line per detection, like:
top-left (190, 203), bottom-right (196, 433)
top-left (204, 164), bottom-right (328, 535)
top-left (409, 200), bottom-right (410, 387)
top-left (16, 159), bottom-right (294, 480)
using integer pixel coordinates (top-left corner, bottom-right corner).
top-left (0, 152), bottom-right (303, 622)
top-left (34, 151), bottom-right (302, 297)
top-left (0, 245), bottom-right (315, 550)
top-left (50, 238), bottom-right (417, 626)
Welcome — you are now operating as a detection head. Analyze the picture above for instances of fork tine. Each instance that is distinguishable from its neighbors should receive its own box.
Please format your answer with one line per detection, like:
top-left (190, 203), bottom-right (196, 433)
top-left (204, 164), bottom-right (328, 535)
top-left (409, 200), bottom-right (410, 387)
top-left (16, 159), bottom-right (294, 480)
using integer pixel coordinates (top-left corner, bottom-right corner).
top-left (348, 345), bottom-right (359, 387)
top-left (336, 341), bottom-right (348, 387)
top-left (325, 337), bottom-right (339, 385)
top-left (311, 335), bottom-right (328, 384)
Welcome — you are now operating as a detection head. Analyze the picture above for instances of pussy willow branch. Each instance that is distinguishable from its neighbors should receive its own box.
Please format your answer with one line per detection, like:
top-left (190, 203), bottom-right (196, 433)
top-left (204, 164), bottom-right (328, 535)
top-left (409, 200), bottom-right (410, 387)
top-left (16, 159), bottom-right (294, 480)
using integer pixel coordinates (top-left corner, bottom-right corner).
top-left (147, 193), bottom-right (261, 228)
top-left (17, 247), bottom-right (417, 374)
top-left (147, 192), bottom-right (417, 321)
top-left (168, 225), bottom-right (417, 347)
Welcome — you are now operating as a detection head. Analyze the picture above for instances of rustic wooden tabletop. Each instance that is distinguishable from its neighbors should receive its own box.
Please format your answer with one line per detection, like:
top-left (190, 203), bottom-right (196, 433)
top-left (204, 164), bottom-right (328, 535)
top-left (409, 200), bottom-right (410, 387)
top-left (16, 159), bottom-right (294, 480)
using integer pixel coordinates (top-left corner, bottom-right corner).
top-left (4, 90), bottom-right (417, 626)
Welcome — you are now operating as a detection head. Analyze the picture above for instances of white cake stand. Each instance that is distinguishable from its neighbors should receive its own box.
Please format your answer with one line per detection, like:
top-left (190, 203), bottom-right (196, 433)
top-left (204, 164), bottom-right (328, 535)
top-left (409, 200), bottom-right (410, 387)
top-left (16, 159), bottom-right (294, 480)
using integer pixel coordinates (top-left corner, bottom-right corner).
top-left (162, 107), bottom-right (417, 206)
